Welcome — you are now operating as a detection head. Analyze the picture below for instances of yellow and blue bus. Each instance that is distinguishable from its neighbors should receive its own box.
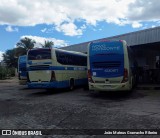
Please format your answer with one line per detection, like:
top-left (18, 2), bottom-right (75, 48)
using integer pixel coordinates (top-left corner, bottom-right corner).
top-left (87, 40), bottom-right (137, 91)
top-left (27, 48), bottom-right (87, 89)
top-left (18, 55), bottom-right (27, 85)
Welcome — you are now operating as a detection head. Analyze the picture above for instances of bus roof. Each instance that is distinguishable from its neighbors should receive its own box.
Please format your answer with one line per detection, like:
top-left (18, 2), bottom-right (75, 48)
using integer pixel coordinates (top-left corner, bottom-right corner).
top-left (28, 47), bottom-right (87, 56)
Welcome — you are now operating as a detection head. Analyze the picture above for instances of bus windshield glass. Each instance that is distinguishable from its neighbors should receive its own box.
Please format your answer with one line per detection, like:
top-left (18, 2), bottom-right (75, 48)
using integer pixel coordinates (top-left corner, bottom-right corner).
top-left (19, 55), bottom-right (27, 71)
top-left (28, 49), bottom-right (51, 60)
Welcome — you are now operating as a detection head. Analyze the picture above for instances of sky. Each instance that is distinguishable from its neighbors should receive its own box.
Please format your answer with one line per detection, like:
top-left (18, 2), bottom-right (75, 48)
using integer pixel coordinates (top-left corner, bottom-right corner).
top-left (0, 0), bottom-right (160, 61)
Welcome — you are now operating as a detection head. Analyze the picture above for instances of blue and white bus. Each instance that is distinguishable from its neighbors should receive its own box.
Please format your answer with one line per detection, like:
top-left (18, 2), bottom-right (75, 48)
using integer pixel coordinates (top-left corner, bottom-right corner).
top-left (18, 55), bottom-right (27, 85)
top-left (87, 40), bottom-right (137, 91)
top-left (27, 48), bottom-right (87, 89)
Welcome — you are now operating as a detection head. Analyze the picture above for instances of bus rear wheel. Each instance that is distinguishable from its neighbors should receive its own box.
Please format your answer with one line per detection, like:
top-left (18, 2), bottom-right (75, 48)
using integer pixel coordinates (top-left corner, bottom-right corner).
top-left (69, 79), bottom-right (74, 91)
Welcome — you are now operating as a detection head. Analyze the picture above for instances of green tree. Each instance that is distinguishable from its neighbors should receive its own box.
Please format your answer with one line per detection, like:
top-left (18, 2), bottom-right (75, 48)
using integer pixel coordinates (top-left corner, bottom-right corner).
top-left (41, 40), bottom-right (54, 48)
top-left (15, 37), bottom-right (36, 57)
top-left (3, 48), bottom-right (17, 68)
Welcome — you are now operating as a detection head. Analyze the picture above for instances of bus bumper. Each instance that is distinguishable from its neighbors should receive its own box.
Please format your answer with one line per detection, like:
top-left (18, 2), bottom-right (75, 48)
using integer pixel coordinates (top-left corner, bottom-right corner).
top-left (27, 78), bottom-right (87, 89)
top-left (89, 81), bottom-right (131, 91)
top-left (27, 81), bottom-right (67, 89)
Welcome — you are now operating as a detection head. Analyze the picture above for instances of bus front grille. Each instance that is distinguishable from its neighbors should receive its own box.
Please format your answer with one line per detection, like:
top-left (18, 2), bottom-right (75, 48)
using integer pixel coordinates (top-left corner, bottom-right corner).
top-left (95, 81), bottom-right (105, 83)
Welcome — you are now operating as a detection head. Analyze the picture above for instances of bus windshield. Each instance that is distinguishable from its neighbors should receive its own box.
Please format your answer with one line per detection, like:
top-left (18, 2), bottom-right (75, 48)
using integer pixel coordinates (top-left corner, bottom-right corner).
top-left (89, 41), bottom-right (124, 78)
top-left (19, 56), bottom-right (26, 71)
top-left (19, 55), bottom-right (26, 63)
top-left (28, 49), bottom-right (51, 60)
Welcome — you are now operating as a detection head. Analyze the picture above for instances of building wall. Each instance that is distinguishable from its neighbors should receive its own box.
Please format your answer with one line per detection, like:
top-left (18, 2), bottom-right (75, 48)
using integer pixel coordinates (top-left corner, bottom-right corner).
top-left (61, 26), bottom-right (160, 53)
top-left (60, 27), bottom-right (160, 70)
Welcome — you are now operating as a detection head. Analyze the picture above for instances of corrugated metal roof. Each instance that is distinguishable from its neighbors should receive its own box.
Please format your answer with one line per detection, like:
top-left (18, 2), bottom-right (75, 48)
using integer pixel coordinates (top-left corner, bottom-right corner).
top-left (61, 26), bottom-right (160, 52)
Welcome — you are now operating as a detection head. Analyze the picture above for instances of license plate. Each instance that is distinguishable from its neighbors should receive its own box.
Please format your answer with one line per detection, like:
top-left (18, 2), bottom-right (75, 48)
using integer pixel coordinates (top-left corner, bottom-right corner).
top-left (103, 85), bottom-right (111, 88)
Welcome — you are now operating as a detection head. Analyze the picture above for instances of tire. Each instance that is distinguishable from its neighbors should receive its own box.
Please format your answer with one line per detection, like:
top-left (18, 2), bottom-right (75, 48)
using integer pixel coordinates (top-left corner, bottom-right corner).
top-left (69, 79), bottom-right (74, 91)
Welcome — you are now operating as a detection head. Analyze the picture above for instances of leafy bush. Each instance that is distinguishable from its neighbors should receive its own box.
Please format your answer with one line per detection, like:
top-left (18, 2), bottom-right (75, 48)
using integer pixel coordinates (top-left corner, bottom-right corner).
top-left (0, 66), bottom-right (15, 79)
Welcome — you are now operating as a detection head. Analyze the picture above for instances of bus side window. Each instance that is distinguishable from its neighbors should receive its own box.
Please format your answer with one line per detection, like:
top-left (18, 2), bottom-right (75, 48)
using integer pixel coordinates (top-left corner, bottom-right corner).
top-left (55, 50), bottom-right (87, 66)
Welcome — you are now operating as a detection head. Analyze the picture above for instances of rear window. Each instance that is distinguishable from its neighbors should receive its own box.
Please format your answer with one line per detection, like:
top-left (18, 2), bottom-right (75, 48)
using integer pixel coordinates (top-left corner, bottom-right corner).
top-left (89, 41), bottom-right (123, 56)
top-left (28, 49), bottom-right (51, 60)
top-left (89, 41), bottom-right (124, 77)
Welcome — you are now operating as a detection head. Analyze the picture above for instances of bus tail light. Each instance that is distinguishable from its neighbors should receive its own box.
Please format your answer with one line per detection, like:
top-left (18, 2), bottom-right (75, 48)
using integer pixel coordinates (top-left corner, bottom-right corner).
top-left (51, 71), bottom-right (56, 81)
top-left (88, 70), bottom-right (94, 83)
top-left (121, 68), bottom-right (128, 83)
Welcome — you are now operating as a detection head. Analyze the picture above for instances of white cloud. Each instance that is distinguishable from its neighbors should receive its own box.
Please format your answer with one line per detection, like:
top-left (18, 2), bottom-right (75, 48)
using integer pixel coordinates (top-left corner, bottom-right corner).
top-left (5, 25), bottom-right (18, 32)
top-left (21, 35), bottom-right (68, 48)
top-left (41, 28), bottom-right (55, 33)
top-left (80, 24), bottom-right (86, 30)
top-left (127, 0), bottom-right (160, 22)
top-left (0, 51), bottom-right (4, 61)
top-left (132, 21), bottom-right (143, 28)
top-left (55, 22), bottom-right (84, 36)
top-left (41, 28), bottom-right (47, 33)
top-left (0, 0), bottom-right (160, 35)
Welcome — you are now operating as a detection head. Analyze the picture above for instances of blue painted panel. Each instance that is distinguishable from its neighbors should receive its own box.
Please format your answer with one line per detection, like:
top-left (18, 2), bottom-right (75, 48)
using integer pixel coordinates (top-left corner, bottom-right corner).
top-left (19, 63), bottom-right (26, 68)
top-left (28, 81), bottom-right (68, 89)
top-left (28, 66), bottom-right (87, 71)
top-left (18, 55), bottom-right (27, 79)
top-left (89, 41), bottom-right (124, 78)
top-left (20, 71), bottom-right (27, 77)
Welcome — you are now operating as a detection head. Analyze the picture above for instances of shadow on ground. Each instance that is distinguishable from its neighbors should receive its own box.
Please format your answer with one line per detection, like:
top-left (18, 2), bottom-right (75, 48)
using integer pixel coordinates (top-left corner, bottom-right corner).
top-left (26, 87), bottom-right (80, 97)
top-left (88, 90), bottom-right (146, 101)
